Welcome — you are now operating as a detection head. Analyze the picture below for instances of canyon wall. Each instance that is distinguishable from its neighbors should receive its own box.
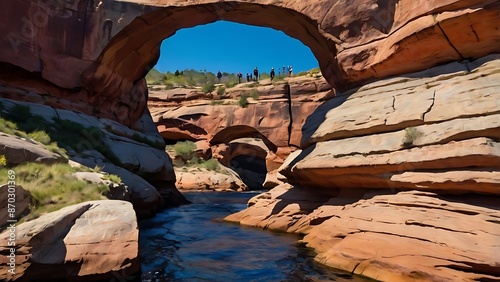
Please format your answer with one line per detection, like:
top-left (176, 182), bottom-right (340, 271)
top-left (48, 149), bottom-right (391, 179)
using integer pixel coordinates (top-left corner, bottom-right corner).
top-left (0, 0), bottom-right (499, 280)
top-left (226, 54), bottom-right (500, 281)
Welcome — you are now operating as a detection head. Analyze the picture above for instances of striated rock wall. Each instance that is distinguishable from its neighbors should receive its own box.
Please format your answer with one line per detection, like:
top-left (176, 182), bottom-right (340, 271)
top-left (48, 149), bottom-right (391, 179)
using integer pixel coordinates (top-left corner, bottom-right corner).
top-left (226, 54), bottom-right (500, 281)
top-left (287, 54), bottom-right (500, 195)
top-left (150, 76), bottom-right (330, 148)
top-left (148, 75), bottom-right (331, 188)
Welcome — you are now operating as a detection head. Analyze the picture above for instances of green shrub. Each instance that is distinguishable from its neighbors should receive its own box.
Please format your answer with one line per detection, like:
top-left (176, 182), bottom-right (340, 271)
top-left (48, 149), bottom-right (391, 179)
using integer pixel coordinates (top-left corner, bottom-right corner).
top-left (190, 155), bottom-right (202, 165)
top-left (238, 95), bottom-right (249, 108)
top-left (0, 118), bottom-right (21, 136)
top-left (173, 141), bottom-right (196, 160)
top-left (402, 127), bottom-right (423, 147)
top-left (225, 81), bottom-right (237, 88)
top-left (202, 82), bottom-right (216, 94)
top-left (217, 86), bottom-right (226, 96)
top-left (103, 174), bottom-right (122, 183)
top-left (251, 89), bottom-right (259, 100)
top-left (28, 130), bottom-right (51, 145)
top-left (200, 159), bottom-right (220, 171)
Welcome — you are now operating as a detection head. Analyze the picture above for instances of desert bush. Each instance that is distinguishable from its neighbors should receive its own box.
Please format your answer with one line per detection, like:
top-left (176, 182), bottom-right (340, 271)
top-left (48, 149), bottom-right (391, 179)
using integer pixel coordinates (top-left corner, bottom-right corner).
top-left (28, 130), bottom-right (51, 145)
top-left (251, 89), bottom-right (259, 100)
top-left (173, 141), bottom-right (197, 160)
top-left (402, 127), bottom-right (423, 147)
top-left (238, 94), bottom-right (249, 108)
top-left (202, 82), bottom-right (216, 94)
top-left (200, 159), bottom-right (220, 171)
top-left (102, 174), bottom-right (122, 183)
top-left (210, 100), bottom-right (225, 106)
top-left (217, 86), bottom-right (226, 95)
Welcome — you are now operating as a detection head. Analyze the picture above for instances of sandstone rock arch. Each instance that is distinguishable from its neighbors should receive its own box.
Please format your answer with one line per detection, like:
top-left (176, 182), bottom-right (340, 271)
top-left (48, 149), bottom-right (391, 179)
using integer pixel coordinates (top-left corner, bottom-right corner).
top-left (81, 1), bottom-right (338, 126)
top-left (211, 125), bottom-right (278, 153)
top-left (1, 0), bottom-right (498, 126)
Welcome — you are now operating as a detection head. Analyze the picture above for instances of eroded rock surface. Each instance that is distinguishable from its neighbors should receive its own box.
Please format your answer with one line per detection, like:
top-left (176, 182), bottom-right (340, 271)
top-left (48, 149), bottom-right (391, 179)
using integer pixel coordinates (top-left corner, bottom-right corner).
top-left (0, 98), bottom-right (187, 216)
top-left (1, 0), bottom-right (498, 126)
top-left (288, 54), bottom-right (500, 195)
top-left (226, 54), bottom-right (500, 281)
top-left (226, 186), bottom-right (500, 281)
top-left (0, 200), bottom-right (140, 281)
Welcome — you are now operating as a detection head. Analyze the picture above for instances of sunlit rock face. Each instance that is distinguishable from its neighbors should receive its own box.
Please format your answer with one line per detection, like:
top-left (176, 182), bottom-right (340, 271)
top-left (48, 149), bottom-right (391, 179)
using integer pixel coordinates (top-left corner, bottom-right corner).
top-left (225, 54), bottom-right (500, 281)
top-left (0, 0), bottom-right (498, 126)
top-left (1, 1), bottom-right (499, 280)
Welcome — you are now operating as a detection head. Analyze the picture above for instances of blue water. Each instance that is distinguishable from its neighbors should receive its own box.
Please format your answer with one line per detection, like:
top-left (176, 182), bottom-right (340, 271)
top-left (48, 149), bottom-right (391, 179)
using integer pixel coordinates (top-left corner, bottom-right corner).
top-left (139, 192), bottom-right (369, 282)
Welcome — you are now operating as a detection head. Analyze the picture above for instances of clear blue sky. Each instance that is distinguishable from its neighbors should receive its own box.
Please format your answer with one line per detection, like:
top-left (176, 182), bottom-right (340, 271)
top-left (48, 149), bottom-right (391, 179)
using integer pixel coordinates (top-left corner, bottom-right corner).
top-left (154, 21), bottom-right (319, 75)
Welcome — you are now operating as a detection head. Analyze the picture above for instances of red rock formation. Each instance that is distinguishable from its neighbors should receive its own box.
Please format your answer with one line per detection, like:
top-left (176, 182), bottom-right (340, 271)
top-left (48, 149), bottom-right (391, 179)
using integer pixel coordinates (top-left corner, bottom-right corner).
top-left (1, 0), bottom-right (498, 126)
top-left (0, 200), bottom-right (140, 281)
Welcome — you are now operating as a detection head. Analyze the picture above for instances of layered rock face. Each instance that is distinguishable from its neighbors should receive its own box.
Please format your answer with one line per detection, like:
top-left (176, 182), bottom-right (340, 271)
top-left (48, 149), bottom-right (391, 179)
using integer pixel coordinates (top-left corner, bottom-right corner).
top-left (0, 200), bottom-right (140, 281)
top-left (226, 55), bottom-right (500, 280)
top-left (1, 0), bottom-right (498, 126)
top-left (149, 76), bottom-right (331, 148)
top-left (149, 75), bottom-right (331, 189)
top-left (289, 54), bottom-right (500, 194)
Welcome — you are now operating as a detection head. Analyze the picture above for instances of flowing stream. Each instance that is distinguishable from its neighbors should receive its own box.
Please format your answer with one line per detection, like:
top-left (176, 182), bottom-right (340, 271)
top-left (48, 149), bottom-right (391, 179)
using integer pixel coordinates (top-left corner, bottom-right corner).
top-left (139, 191), bottom-right (370, 282)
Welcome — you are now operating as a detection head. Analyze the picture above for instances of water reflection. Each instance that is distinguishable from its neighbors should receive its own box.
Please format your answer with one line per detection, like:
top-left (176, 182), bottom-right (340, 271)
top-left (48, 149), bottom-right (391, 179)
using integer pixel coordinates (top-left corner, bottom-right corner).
top-left (139, 192), bottom-right (368, 282)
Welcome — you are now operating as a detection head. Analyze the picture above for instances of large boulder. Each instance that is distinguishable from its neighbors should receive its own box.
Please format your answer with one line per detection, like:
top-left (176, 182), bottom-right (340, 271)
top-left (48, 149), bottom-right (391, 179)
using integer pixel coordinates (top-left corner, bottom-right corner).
top-left (0, 200), bottom-right (140, 281)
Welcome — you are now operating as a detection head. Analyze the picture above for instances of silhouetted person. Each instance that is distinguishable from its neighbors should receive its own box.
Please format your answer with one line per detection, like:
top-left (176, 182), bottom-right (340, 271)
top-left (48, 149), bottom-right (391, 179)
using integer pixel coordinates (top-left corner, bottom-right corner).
top-left (217, 70), bottom-right (222, 83)
top-left (246, 73), bottom-right (250, 82)
top-left (237, 72), bottom-right (242, 84)
top-left (288, 66), bottom-right (293, 77)
top-left (253, 67), bottom-right (259, 82)
top-left (270, 68), bottom-right (275, 81)
top-left (103, 19), bottom-right (113, 41)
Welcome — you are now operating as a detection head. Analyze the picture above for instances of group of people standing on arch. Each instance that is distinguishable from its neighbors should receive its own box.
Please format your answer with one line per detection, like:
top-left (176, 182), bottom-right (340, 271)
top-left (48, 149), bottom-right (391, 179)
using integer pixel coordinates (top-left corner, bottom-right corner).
top-left (217, 66), bottom-right (294, 84)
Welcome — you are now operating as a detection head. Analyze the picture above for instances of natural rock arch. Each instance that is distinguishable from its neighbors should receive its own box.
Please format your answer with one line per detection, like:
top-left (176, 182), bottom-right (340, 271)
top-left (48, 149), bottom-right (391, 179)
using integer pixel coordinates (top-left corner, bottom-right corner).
top-left (0, 0), bottom-right (497, 127)
top-left (81, 2), bottom-right (339, 126)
